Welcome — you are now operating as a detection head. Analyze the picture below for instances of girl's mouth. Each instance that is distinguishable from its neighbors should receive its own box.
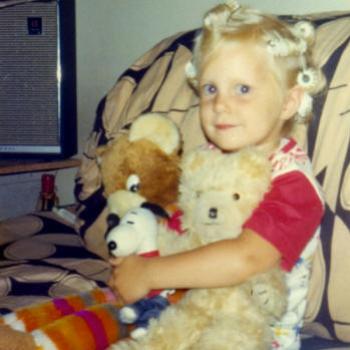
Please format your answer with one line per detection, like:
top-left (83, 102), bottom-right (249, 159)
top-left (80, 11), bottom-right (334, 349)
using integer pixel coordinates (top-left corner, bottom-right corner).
top-left (215, 124), bottom-right (236, 130)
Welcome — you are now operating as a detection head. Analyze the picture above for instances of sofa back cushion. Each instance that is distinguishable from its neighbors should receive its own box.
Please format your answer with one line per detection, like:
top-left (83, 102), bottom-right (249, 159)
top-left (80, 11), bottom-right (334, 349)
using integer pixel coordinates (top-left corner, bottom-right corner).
top-left (75, 13), bottom-right (350, 343)
top-left (301, 14), bottom-right (350, 342)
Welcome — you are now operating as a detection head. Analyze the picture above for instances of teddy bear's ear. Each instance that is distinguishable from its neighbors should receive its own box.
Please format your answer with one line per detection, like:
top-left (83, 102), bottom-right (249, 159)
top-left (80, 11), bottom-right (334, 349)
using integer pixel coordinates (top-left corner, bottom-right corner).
top-left (181, 147), bottom-right (220, 180)
top-left (181, 148), bottom-right (205, 174)
top-left (236, 148), bottom-right (271, 179)
top-left (129, 113), bottom-right (181, 155)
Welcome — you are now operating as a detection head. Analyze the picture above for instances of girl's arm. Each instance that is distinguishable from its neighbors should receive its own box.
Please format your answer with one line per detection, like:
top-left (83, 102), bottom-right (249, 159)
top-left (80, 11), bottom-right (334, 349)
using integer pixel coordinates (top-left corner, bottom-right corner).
top-left (108, 228), bottom-right (281, 304)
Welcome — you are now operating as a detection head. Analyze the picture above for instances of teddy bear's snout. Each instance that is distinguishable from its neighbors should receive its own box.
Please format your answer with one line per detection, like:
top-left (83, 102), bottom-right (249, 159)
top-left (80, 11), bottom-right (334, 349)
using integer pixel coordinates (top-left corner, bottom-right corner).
top-left (208, 207), bottom-right (218, 219)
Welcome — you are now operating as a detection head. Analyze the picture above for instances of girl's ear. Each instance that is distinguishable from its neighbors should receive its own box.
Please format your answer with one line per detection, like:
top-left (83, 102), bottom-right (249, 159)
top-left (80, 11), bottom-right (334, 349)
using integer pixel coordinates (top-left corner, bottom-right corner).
top-left (281, 85), bottom-right (304, 121)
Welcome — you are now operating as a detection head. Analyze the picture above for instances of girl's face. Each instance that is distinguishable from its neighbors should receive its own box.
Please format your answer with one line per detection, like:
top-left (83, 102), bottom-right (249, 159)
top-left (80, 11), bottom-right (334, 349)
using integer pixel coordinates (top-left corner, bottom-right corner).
top-left (199, 41), bottom-right (299, 154)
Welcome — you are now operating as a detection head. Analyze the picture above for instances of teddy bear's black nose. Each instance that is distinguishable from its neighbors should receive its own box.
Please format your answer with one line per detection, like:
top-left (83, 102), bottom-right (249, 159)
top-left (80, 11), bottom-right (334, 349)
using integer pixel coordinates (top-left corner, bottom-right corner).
top-left (108, 240), bottom-right (118, 252)
top-left (209, 207), bottom-right (218, 219)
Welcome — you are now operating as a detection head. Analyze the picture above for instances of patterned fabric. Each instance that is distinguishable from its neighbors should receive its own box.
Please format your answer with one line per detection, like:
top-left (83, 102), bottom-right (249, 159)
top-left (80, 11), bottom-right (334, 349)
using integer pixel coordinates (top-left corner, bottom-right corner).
top-left (0, 288), bottom-right (127, 350)
top-left (302, 14), bottom-right (350, 343)
top-left (74, 12), bottom-right (350, 347)
top-left (31, 303), bottom-right (124, 350)
top-left (0, 212), bottom-right (110, 315)
top-left (0, 288), bottom-right (116, 331)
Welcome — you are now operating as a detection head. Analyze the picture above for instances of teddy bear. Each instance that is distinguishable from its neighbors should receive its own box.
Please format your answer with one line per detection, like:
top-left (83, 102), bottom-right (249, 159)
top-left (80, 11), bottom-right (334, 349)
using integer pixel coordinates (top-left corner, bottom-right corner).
top-left (97, 112), bottom-right (182, 219)
top-left (109, 146), bottom-right (287, 350)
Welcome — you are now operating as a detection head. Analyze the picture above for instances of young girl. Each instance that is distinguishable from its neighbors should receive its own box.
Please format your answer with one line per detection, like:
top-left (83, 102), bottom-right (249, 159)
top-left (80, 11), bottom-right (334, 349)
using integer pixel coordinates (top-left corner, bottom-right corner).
top-left (109, 1), bottom-right (325, 348)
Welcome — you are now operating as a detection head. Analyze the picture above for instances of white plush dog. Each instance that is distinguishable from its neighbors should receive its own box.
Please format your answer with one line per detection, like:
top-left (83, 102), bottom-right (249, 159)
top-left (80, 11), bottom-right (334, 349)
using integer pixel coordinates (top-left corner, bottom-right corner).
top-left (106, 207), bottom-right (171, 339)
top-left (110, 147), bottom-right (287, 350)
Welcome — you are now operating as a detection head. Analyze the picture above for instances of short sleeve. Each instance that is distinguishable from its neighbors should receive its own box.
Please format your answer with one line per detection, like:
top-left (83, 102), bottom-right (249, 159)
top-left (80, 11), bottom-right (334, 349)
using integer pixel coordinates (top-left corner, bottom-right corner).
top-left (243, 170), bottom-right (324, 271)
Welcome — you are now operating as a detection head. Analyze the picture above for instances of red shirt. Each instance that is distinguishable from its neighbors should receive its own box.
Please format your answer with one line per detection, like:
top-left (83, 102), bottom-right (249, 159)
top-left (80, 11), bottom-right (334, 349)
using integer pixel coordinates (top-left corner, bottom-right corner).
top-left (243, 138), bottom-right (324, 271)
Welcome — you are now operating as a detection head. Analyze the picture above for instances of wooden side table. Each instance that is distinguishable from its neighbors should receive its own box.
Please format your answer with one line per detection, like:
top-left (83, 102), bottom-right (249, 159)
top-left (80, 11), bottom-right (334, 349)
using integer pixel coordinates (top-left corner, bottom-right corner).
top-left (0, 158), bottom-right (81, 175)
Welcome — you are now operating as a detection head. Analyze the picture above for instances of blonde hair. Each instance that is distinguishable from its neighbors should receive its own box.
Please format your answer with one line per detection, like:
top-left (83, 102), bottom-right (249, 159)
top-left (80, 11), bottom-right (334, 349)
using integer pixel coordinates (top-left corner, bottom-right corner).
top-left (186, 1), bottom-right (326, 125)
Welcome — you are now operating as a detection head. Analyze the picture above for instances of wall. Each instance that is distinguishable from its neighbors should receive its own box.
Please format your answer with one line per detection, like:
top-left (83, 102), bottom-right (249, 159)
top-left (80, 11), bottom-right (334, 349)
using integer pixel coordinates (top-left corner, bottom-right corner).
top-left (1, 0), bottom-right (349, 219)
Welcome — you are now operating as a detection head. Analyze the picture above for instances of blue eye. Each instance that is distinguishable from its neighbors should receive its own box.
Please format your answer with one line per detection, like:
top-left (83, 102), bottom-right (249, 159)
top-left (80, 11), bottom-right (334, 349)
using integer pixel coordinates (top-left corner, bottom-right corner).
top-left (202, 84), bottom-right (217, 96)
top-left (235, 84), bottom-right (250, 95)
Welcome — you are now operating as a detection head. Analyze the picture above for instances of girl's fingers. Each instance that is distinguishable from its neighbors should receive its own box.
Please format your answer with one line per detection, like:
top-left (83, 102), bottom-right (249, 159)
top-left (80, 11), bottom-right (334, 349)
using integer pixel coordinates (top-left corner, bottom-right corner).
top-left (109, 257), bottom-right (124, 266)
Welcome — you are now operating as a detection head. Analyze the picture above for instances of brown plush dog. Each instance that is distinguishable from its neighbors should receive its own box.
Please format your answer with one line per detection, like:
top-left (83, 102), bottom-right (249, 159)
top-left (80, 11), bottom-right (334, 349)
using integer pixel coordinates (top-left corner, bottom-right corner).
top-left (83, 113), bottom-right (182, 260)
top-left (97, 113), bottom-right (182, 218)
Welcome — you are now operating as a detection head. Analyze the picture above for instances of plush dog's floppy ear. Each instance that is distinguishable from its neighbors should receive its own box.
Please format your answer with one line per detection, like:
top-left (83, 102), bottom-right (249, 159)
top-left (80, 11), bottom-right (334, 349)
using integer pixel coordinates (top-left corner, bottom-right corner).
top-left (105, 213), bottom-right (120, 235)
top-left (141, 202), bottom-right (169, 219)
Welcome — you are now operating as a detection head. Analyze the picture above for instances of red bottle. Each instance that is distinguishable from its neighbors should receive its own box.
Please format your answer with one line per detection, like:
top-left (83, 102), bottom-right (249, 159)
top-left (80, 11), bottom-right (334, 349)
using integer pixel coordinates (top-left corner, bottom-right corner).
top-left (36, 174), bottom-right (59, 211)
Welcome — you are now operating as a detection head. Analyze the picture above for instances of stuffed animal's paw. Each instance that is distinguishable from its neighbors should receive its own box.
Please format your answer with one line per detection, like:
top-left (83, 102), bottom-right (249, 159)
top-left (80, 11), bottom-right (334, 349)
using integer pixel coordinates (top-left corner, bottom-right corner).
top-left (108, 338), bottom-right (138, 350)
top-left (130, 327), bottom-right (147, 339)
top-left (251, 283), bottom-right (273, 308)
top-left (251, 281), bottom-right (287, 320)
top-left (119, 306), bottom-right (138, 324)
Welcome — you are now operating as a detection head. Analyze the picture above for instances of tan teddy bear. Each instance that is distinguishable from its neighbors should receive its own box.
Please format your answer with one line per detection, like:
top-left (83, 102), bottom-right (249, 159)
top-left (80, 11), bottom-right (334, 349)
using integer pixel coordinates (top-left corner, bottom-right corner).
top-left (110, 146), bottom-right (287, 350)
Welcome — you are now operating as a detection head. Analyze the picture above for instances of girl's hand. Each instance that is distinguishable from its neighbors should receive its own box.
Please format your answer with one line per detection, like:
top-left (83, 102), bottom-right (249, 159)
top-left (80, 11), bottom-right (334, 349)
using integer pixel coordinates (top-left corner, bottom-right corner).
top-left (108, 255), bottom-right (151, 304)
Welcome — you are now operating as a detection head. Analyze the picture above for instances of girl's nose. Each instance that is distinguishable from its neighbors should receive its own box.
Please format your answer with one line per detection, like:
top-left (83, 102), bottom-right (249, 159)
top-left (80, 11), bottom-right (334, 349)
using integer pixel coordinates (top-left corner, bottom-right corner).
top-left (213, 93), bottom-right (229, 113)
